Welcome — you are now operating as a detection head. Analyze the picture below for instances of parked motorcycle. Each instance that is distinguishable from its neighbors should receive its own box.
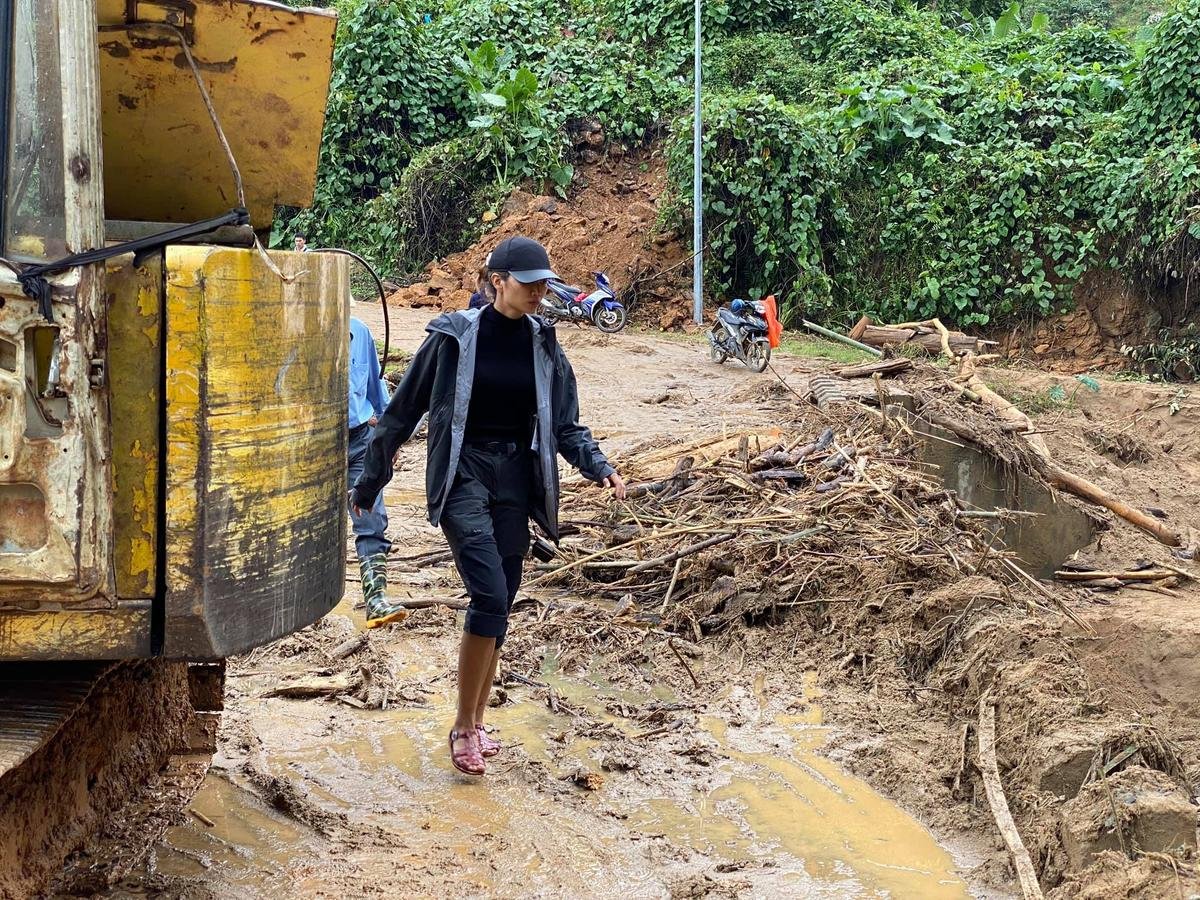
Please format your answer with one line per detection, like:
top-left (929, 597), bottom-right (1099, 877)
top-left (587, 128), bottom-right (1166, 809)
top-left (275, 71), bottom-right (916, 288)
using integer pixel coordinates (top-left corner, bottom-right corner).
top-left (541, 272), bottom-right (629, 333)
top-left (708, 297), bottom-right (779, 372)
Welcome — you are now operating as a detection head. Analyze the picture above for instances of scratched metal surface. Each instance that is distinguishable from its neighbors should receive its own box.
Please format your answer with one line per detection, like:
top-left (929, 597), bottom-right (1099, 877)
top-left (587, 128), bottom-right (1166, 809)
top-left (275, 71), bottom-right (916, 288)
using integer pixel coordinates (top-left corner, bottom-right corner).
top-left (162, 245), bottom-right (349, 659)
top-left (95, 0), bottom-right (336, 227)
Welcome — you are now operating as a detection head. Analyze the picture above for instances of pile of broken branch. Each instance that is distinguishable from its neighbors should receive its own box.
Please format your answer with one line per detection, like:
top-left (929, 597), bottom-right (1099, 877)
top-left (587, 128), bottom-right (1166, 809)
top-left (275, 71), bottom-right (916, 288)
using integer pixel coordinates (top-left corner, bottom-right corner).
top-left (533, 403), bottom-right (1068, 639)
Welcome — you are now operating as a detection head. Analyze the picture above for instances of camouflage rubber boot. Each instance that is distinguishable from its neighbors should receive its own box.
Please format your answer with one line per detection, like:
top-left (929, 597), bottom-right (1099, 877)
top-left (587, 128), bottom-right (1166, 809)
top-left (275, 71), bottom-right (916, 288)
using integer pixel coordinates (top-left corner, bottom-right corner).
top-left (361, 553), bottom-right (407, 629)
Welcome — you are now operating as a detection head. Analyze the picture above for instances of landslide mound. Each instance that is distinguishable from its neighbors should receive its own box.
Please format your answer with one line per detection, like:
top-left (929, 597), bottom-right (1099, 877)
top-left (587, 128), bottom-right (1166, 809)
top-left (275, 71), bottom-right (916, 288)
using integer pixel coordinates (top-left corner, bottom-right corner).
top-left (385, 151), bottom-right (697, 330)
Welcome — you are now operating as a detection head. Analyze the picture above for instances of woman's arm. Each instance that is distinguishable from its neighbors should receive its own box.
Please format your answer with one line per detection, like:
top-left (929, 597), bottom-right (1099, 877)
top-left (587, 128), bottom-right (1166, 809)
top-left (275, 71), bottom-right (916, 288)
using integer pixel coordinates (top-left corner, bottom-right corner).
top-left (352, 333), bottom-right (441, 509)
top-left (552, 345), bottom-right (626, 498)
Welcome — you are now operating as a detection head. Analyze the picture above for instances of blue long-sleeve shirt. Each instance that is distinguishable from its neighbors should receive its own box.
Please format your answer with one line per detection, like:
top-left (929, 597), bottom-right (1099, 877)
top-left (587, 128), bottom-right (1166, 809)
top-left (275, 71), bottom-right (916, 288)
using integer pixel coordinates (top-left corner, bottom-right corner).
top-left (349, 317), bottom-right (390, 429)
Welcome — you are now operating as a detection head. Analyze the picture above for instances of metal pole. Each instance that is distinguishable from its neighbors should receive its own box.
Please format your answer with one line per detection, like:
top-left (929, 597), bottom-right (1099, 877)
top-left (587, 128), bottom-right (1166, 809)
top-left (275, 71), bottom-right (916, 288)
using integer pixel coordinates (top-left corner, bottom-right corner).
top-left (692, 0), bottom-right (703, 325)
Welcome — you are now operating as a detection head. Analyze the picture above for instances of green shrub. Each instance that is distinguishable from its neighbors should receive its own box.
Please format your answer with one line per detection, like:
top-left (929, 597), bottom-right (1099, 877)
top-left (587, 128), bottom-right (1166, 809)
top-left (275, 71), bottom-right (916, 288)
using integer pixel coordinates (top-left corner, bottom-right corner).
top-left (280, 0), bottom-right (1200, 332)
top-left (1127, 0), bottom-right (1200, 144)
top-left (665, 95), bottom-right (850, 318)
top-left (708, 32), bottom-right (827, 105)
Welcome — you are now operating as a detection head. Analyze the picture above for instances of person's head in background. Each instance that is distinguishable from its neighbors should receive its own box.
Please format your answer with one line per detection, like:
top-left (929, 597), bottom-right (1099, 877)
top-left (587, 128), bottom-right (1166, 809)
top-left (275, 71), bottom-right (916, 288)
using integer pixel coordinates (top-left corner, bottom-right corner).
top-left (294, 235), bottom-right (307, 253)
top-left (478, 265), bottom-right (496, 301)
top-left (468, 264), bottom-right (495, 310)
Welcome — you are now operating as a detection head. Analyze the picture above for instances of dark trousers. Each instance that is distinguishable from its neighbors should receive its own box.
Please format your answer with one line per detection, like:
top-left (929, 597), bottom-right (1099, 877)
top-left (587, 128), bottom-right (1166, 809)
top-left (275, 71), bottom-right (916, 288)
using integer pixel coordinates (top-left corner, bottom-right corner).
top-left (440, 443), bottom-right (533, 648)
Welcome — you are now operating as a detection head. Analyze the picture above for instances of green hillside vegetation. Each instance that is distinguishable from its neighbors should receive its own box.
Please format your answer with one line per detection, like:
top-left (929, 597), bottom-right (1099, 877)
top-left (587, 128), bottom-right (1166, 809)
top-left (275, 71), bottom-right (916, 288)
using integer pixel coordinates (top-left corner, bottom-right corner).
top-left (277, 0), bottom-right (1197, 331)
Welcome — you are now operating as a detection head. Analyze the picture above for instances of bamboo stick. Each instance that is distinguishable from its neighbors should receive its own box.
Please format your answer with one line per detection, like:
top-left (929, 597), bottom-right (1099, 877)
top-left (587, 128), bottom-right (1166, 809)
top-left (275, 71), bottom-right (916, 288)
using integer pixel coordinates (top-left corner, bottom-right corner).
top-left (801, 320), bottom-right (883, 358)
top-left (978, 698), bottom-right (1044, 900)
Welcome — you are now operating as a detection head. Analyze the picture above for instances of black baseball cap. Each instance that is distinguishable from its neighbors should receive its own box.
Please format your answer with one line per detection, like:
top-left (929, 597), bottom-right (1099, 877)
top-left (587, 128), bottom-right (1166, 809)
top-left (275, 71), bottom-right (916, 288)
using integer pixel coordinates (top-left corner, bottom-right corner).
top-left (486, 236), bottom-right (558, 284)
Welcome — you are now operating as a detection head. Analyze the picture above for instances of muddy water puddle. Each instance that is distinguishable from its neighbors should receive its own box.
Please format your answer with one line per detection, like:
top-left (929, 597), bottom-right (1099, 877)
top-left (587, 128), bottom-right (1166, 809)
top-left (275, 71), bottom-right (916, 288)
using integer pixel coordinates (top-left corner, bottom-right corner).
top-left (149, 775), bottom-right (326, 895)
top-left (154, 650), bottom-right (970, 897)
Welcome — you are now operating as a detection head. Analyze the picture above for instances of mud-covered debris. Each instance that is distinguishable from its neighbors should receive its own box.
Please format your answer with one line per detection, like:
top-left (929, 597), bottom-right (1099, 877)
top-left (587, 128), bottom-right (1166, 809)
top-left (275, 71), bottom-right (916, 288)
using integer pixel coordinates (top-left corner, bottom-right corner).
top-left (237, 765), bottom-right (347, 838)
top-left (263, 672), bottom-right (360, 699)
top-left (537, 404), bottom-right (1041, 641)
top-left (599, 751), bottom-right (640, 772)
top-left (488, 687), bottom-right (509, 707)
top-left (1059, 766), bottom-right (1198, 871)
top-left (566, 768), bottom-right (605, 791)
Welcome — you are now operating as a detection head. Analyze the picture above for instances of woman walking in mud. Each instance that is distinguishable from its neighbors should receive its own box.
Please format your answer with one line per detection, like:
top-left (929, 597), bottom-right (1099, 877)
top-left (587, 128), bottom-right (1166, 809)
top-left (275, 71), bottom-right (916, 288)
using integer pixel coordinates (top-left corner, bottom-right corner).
top-left (351, 236), bottom-right (626, 776)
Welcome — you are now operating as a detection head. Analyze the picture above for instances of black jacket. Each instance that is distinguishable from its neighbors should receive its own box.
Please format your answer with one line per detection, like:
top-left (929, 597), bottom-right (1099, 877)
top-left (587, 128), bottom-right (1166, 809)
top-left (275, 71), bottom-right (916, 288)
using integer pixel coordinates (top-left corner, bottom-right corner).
top-left (352, 307), bottom-right (613, 540)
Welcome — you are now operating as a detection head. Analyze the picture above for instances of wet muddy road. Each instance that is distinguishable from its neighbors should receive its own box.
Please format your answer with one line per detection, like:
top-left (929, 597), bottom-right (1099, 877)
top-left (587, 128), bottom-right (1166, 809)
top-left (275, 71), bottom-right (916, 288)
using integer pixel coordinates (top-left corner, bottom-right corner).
top-left (99, 307), bottom-right (997, 898)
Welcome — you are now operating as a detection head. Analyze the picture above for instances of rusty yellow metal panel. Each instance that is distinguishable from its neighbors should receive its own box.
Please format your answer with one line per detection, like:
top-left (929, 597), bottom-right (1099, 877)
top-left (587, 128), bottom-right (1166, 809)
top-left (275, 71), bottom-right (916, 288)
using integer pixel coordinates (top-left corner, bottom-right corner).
top-left (163, 245), bottom-right (348, 659)
top-left (95, 0), bottom-right (337, 227)
top-left (106, 254), bottom-right (162, 599)
top-left (0, 605), bottom-right (152, 661)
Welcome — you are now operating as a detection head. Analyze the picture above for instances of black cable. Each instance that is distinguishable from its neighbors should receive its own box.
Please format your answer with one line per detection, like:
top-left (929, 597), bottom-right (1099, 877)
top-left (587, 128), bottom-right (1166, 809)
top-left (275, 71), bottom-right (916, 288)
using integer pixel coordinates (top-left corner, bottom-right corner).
top-left (12, 208), bottom-right (249, 320)
top-left (310, 247), bottom-right (389, 374)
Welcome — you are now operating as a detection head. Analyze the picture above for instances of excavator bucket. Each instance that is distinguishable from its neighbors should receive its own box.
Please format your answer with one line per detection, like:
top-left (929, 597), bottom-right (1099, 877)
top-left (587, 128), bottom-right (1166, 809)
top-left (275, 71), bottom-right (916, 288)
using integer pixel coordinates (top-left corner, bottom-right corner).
top-left (95, 0), bottom-right (337, 227)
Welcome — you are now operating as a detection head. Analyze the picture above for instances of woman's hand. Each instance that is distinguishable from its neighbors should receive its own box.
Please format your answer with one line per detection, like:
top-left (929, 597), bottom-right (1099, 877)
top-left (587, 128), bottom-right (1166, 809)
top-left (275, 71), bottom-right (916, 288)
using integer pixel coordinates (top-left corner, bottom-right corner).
top-left (348, 489), bottom-right (363, 517)
top-left (603, 471), bottom-right (627, 501)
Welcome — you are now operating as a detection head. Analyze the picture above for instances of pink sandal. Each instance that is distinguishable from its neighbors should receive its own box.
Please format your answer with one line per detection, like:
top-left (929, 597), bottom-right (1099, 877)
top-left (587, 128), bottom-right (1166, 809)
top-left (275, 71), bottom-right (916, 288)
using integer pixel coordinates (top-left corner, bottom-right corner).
top-left (449, 729), bottom-right (486, 776)
top-left (475, 724), bottom-right (501, 758)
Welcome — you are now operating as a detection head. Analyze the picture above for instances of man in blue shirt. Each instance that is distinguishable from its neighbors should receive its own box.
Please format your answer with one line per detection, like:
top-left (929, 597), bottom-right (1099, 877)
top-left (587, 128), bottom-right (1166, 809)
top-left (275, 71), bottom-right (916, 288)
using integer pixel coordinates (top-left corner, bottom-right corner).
top-left (348, 317), bottom-right (407, 627)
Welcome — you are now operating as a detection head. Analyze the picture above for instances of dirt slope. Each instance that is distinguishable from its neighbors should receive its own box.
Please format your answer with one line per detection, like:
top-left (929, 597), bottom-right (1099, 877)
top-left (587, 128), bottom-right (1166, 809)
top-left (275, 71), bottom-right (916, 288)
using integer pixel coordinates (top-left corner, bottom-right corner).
top-left (385, 152), bottom-right (697, 329)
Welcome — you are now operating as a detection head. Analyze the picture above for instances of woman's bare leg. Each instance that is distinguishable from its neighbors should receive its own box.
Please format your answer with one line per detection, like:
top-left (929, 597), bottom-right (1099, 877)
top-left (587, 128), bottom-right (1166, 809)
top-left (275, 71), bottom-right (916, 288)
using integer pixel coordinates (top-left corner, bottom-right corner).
top-left (454, 633), bottom-right (496, 745)
top-left (474, 647), bottom-right (501, 726)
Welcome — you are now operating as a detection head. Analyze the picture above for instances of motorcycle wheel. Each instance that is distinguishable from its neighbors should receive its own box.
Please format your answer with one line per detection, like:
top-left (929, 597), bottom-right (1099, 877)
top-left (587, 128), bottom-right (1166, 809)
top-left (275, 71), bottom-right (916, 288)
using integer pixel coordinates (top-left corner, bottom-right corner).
top-left (592, 304), bottom-right (628, 333)
top-left (708, 328), bottom-right (728, 364)
top-left (746, 339), bottom-right (771, 373)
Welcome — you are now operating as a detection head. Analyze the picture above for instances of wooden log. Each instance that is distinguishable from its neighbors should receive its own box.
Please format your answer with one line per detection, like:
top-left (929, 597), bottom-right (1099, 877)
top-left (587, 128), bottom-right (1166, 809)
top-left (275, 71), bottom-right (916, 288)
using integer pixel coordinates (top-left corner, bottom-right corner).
top-left (330, 633), bottom-right (369, 660)
top-left (835, 358), bottom-right (914, 379)
top-left (628, 532), bottom-right (735, 574)
top-left (1054, 569), bottom-right (1177, 583)
top-left (1047, 467), bottom-right (1181, 547)
top-left (625, 479), bottom-right (671, 500)
top-left (923, 413), bottom-right (985, 446)
top-left (815, 475), bottom-right (852, 493)
top-left (801, 320), bottom-right (883, 358)
top-left (395, 598), bottom-right (469, 611)
top-left (750, 450), bottom-right (794, 471)
top-left (851, 315), bottom-right (989, 355)
top-left (627, 455), bottom-right (694, 498)
top-left (857, 324), bottom-right (982, 355)
top-left (958, 354), bottom-right (1182, 548)
top-left (979, 699), bottom-right (1044, 900)
top-left (263, 672), bottom-right (360, 699)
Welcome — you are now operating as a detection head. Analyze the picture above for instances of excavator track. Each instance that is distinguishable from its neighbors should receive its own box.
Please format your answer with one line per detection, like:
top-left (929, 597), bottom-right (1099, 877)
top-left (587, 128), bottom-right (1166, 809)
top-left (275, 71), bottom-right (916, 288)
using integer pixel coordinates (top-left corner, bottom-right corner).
top-left (0, 660), bottom-right (222, 898)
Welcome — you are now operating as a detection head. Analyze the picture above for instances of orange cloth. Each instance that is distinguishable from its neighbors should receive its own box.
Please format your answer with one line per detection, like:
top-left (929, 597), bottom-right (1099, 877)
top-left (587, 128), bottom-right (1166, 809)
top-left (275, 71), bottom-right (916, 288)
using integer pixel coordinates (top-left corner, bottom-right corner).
top-left (763, 295), bottom-right (782, 348)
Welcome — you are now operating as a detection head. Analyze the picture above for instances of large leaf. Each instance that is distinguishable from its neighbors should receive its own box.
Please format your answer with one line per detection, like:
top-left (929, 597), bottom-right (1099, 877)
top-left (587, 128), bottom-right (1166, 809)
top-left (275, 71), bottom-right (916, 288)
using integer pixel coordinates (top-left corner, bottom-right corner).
top-left (513, 68), bottom-right (539, 97)
top-left (992, 2), bottom-right (1021, 39)
top-left (551, 163), bottom-right (574, 187)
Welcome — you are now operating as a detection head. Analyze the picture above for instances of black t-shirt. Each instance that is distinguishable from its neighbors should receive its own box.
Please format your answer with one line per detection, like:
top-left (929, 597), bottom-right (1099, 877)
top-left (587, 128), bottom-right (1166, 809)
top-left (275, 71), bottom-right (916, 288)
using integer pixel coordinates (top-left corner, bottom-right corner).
top-left (464, 304), bottom-right (536, 444)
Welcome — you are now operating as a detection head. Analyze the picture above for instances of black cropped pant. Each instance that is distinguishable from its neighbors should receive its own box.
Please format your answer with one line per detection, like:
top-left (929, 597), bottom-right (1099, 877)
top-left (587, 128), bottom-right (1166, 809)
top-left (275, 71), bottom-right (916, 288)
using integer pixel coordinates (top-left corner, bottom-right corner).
top-left (439, 442), bottom-right (533, 648)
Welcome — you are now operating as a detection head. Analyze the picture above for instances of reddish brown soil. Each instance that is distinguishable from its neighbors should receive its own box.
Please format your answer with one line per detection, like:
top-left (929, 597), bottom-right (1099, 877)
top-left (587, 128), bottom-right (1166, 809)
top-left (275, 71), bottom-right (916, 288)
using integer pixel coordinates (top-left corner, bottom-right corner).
top-left (385, 152), bottom-right (697, 330)
top-left (994, 271), bottom-right (1157, 374)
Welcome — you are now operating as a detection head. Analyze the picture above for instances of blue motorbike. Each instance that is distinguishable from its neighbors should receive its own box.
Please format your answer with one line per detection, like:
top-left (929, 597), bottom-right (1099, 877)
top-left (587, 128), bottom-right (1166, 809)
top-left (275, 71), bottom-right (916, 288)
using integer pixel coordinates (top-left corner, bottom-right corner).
top-left (540, 272), bottom-right (629, 333)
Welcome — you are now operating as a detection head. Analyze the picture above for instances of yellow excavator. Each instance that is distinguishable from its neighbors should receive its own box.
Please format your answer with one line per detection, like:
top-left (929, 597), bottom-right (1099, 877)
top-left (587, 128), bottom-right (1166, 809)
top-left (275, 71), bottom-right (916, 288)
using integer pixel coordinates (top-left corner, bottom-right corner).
top-left (0, 1), bottom-right (350, 893)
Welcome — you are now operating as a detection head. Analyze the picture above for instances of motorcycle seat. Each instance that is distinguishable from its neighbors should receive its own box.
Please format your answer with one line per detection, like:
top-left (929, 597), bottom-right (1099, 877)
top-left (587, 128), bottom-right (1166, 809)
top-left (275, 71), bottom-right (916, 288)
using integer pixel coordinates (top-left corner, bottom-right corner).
top-left (717, 308), bottom-right (742, 325)
top-left (719, 308), bottom-right (763, 329)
